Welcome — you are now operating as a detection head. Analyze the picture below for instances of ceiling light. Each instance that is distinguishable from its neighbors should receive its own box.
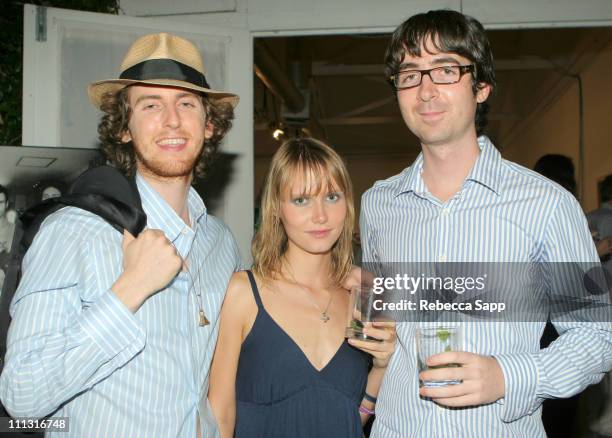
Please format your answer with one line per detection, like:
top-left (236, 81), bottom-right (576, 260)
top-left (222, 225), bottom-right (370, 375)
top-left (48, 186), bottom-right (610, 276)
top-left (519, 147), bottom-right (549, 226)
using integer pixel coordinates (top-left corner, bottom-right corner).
top-left (272, 128), bottom-right (284, 140)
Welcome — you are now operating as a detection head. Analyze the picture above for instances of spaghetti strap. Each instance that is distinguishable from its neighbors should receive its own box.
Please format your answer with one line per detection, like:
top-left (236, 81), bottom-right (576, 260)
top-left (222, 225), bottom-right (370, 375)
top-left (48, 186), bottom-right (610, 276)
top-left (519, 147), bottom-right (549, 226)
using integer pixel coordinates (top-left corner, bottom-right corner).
top-left (245, 270), bottom-right (264, 309)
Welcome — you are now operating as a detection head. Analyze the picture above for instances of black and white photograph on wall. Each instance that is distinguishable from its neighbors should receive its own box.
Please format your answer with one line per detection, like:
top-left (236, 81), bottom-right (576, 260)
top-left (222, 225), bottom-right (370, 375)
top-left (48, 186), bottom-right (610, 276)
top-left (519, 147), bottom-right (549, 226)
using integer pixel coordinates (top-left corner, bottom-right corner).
top-left (0, 185), bottom-right (15, 296)
top-left (0, 145), bottom-right (99, 301)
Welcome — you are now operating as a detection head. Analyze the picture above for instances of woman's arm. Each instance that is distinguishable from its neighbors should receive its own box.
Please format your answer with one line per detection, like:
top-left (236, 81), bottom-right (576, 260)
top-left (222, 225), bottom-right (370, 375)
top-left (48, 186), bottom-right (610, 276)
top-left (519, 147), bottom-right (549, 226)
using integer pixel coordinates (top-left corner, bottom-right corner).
top-left (208, 272), bottom-right (255, 438)
top-left (348, 321), bottom-right (397, 425)
top-left (359, 366), bottom-right (386, 424)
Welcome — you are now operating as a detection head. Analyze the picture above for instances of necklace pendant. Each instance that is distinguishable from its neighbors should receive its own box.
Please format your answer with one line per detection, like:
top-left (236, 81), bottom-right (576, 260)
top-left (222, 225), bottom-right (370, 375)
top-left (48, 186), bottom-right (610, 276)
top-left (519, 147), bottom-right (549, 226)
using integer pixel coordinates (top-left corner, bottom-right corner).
top-left (321, 312), bottom-right (330, 323)
top-left (199, 310), bottom-right (210, 327)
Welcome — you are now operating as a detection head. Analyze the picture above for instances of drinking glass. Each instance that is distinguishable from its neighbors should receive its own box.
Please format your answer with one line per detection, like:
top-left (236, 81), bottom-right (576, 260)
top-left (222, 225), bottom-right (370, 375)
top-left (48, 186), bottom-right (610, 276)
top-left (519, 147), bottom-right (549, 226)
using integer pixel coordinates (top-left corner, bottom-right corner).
top-left (345, 286), bottom-right (382, 342)
top-left (416, 326), bottom-right (461, 387)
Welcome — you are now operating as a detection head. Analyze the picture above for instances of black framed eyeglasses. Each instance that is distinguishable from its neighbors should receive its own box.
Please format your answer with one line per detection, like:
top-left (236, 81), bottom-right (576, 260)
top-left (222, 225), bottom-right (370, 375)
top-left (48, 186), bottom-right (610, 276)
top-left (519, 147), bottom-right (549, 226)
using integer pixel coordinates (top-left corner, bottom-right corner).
top-left (390, 65), bottom-right (475, 90)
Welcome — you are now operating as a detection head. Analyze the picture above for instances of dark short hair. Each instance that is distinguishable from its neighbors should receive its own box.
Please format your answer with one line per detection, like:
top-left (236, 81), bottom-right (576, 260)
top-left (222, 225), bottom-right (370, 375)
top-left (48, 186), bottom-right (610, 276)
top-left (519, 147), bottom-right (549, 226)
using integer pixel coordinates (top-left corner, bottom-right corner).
top-left (601, 174), bottom-right (612, 203)
top-left (385, 9), bottom-right (496, 136)
top-left (534, 154), bottom-right (577, 197)
top-left (97, 86), bottom-right (234, 179)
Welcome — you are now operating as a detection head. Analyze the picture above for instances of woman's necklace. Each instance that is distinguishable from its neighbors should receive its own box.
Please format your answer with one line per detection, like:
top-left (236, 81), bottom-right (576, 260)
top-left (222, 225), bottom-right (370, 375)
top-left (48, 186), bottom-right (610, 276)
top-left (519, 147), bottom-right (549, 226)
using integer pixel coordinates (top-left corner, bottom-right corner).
top-left (284, 262), bottom-right (334, 323)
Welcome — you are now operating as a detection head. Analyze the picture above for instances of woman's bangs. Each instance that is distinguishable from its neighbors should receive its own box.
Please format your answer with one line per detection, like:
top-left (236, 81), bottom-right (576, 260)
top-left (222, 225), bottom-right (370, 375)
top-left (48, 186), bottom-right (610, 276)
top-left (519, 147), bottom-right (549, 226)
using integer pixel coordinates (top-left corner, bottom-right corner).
top-left (289, 160), bottom-right (345, 198)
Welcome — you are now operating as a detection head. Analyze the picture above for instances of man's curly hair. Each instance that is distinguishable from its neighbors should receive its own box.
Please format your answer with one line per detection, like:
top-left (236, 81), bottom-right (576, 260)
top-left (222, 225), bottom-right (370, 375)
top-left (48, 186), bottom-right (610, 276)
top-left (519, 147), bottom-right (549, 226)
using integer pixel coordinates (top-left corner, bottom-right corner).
top-left (97, 86), bottom-right (234, 178)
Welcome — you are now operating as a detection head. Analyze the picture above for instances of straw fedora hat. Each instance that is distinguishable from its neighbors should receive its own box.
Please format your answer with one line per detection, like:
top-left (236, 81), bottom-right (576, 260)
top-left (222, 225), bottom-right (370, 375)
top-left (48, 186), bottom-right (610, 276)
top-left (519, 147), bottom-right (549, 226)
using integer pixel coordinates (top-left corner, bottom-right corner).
top-left (88, 32), bottom-right (239, 108)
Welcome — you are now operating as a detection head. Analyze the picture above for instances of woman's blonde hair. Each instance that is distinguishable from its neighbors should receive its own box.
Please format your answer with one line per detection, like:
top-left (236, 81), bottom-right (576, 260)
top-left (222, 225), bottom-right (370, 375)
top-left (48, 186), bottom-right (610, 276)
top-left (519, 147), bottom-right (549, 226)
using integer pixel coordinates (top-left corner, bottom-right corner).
top-left (252, 137), bottom-right (354, 286)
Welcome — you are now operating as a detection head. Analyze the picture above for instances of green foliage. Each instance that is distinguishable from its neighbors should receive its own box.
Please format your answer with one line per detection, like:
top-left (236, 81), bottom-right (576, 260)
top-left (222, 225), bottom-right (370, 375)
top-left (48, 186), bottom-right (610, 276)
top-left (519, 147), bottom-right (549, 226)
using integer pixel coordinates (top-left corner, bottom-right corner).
top-left (0, 1), bottom-right (119, 145)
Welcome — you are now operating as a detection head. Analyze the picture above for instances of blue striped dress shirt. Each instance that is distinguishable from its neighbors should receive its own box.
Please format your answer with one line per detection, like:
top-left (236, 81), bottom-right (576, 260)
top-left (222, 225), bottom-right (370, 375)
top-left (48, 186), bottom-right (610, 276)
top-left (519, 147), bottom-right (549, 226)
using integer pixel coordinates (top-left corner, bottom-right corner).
top-left (361, 136), bottom-right (612, 437)
top-left (0, 174), bottom-right (241, 437)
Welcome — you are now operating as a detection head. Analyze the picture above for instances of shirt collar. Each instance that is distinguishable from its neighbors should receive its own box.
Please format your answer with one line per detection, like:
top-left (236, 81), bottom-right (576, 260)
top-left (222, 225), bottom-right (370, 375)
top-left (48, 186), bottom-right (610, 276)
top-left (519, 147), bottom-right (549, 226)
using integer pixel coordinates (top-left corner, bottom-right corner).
top-left (395, 153), bottom-right (425, 197)
top-left (136, 173), bottom-right (207, 242)
top-left (465, 136), bottom-right (502, 195)
top-left (394, 135), bottom-right (502, 197)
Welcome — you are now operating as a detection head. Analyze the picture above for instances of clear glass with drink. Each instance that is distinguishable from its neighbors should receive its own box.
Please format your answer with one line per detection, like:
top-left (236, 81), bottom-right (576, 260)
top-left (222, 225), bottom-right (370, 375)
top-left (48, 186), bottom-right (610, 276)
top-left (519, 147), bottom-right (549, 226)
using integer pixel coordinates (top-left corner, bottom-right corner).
top-left (345, 286), bottom-right (383, 342)
top-left (416, 326), bottom-right (462, 387)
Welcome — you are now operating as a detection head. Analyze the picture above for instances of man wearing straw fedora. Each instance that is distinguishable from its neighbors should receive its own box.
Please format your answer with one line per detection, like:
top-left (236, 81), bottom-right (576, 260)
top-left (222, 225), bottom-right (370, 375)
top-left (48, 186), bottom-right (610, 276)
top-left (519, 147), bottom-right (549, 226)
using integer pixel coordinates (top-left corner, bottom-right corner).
top-left (0, 33), bottom-right (241, 437)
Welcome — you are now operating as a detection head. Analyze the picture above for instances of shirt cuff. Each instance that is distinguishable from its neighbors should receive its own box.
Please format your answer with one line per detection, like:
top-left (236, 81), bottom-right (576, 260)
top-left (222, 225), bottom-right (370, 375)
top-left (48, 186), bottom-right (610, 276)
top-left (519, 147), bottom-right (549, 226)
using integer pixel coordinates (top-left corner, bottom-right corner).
top-left (78, 290), bottom-right (146, 358)
top-left (494, 353), bottom-right (541, 422)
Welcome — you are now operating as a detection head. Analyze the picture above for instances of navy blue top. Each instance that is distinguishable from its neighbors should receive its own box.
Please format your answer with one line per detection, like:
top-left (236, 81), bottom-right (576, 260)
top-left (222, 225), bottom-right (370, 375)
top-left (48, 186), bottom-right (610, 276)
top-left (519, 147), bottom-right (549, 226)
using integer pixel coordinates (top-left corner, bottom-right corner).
top-left (235, 271), bottom-right (369, 438)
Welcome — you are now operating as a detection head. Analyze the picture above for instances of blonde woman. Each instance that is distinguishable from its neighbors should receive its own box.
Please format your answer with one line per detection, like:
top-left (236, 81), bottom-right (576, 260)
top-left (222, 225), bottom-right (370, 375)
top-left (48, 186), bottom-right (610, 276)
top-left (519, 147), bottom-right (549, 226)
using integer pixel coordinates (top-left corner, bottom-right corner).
top-left (209, 138), bottom-right (395, 437)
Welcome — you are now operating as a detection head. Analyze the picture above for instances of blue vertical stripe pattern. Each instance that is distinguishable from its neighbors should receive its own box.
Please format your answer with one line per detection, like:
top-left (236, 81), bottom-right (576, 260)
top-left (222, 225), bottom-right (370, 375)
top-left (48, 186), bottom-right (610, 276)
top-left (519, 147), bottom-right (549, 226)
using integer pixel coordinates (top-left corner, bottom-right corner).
top-left (361, 136), bottom-right (612, 437)
top-left (0, 174), bottom-right (241, 437)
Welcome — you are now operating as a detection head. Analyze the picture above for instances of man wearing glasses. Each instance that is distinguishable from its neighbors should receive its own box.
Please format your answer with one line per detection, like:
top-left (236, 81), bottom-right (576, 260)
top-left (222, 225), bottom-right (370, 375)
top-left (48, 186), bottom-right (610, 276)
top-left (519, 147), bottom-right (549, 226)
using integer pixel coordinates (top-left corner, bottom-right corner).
top-left (360, 10), bottom-right (612, 437)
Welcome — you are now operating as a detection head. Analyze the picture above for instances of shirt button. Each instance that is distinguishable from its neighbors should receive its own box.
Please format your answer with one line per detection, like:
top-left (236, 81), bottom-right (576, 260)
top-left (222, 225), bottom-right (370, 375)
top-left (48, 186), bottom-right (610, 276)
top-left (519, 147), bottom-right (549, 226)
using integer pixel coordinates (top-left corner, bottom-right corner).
top-left (439, 255), bottom-right (447, 262)
top-left (181, 228), bottom-right (189, 235)
top-left (442, 208), bottom-right (450, 215)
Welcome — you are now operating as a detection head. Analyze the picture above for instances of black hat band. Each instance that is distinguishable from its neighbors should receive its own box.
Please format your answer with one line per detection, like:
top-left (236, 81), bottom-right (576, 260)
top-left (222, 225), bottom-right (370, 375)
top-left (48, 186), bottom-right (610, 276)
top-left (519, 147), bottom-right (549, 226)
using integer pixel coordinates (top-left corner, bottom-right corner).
top-left (120, 58), bottom-right (210, 89)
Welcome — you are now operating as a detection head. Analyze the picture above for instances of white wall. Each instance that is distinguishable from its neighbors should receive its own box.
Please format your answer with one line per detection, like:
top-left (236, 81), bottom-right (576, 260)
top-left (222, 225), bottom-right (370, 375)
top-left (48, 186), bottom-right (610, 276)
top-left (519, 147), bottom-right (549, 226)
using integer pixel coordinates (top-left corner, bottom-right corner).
top-left (120, 0), bottom-right (612, 32)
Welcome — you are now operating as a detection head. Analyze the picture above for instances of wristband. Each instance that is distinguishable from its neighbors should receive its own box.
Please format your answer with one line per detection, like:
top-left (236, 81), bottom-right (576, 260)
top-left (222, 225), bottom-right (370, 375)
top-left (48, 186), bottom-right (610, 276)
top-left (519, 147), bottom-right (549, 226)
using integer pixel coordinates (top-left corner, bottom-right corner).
top-left (363, 392), bottom-right (377, 404)
top-left (359, 405), bottom-right (375, 416)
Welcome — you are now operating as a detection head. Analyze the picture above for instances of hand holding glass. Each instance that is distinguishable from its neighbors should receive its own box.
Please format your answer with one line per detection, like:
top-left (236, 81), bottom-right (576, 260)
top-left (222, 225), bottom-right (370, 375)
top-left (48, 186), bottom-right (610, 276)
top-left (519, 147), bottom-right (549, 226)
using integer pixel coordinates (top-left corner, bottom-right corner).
top-left (416, 326), bottom-right (462, 387)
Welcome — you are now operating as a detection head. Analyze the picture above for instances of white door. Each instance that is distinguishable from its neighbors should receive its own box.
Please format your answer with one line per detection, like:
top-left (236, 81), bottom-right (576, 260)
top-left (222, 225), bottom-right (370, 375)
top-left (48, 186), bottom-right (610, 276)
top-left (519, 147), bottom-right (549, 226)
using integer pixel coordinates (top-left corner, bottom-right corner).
top-left (22, 4), bottom-right (254, 259)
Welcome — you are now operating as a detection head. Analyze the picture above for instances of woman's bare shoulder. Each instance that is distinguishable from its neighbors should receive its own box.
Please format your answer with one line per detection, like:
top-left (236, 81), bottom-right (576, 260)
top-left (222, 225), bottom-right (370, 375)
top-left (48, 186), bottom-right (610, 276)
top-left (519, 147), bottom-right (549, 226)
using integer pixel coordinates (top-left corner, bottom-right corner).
top-left (222, 271), bottom-right (259, 314)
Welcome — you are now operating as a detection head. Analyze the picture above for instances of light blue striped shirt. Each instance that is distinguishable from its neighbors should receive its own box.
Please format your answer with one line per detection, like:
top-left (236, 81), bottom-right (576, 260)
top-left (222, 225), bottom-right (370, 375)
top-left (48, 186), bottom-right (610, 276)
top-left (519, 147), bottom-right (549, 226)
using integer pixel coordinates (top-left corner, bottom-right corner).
top-left (0, 174), bottom-right (241, 437)
top-left (361, 136), bottom-right (612, 437)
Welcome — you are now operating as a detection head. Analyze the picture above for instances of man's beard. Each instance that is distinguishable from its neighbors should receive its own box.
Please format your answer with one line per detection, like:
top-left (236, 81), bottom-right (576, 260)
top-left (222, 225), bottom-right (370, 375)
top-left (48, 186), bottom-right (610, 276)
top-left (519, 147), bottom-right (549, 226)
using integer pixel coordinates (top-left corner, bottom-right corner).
top-left (135, 148), bottom-right (203, 179)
